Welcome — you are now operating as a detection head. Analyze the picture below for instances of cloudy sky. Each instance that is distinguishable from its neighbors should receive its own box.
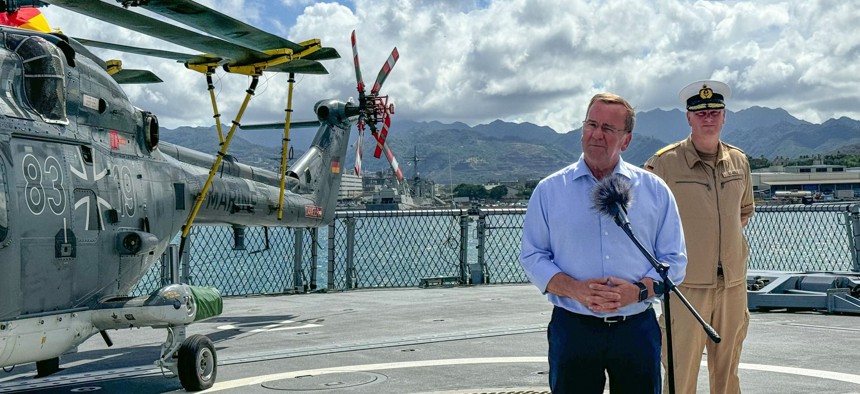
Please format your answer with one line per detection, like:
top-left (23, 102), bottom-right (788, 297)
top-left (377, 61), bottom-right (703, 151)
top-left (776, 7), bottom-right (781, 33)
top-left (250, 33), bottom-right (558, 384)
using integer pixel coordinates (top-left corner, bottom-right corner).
top-left (42, 0), bottom-right (859, 132)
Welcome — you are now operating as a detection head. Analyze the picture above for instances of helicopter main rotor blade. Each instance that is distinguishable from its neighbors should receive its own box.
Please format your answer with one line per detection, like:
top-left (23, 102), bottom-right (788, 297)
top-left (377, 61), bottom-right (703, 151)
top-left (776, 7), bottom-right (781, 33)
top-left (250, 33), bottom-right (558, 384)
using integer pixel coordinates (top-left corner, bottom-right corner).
top-left (74, 35), bottom-right (327, 74)
top-left (265, 60), bottom-right (329, 75)
top-left (111, 68), bottom-right (163, 84)
top-left (136, 0), bottom-right (304, 51)
top-left (45, 0), bottom-right (265, 62)
top-left (45, 0), bottom-right (328, 73)
top-left (72, 37), bottom-right (221, 64)
top-left (370, 47), bottom-right (399, 95)
top-left (133, 0), bottom-right (340, 62)
top-left (239, 120), bottom-right (322, 130)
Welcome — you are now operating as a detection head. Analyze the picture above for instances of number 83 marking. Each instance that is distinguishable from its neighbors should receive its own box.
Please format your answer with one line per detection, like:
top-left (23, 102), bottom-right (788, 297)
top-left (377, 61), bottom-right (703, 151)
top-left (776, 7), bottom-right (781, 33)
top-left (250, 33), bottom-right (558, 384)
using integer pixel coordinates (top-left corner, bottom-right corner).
top-left (22, 153), bottom-right (66, 216)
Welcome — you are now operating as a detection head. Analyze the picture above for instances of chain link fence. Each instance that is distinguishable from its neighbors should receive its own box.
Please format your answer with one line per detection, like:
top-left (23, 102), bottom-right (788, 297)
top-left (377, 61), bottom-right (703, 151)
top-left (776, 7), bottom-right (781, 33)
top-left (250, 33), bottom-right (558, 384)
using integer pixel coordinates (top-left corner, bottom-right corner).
top-left (478, 208), bottom-right (529, 284)
top-left (745, 203), bottom-right (858, 271)
top-left (131, 203), bottom-right (860, 297)
top-left (130, 226), bottom-right (318, 296)
top-left (328, 210), bottom-right (470, 289)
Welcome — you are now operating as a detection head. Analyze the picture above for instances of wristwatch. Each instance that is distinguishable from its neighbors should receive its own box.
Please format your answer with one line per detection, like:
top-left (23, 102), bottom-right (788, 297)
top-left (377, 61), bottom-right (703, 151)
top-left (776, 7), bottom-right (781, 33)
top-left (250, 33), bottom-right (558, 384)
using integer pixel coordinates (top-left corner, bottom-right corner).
top-left (634, 281), bottom-right (648, 302)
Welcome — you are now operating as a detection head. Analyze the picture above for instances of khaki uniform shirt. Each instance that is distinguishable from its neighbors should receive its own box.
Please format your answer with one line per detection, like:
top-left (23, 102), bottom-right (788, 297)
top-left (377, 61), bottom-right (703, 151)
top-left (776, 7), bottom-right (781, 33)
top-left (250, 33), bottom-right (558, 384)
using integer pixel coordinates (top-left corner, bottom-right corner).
top-left (645, 137), bottom-right (754, 288)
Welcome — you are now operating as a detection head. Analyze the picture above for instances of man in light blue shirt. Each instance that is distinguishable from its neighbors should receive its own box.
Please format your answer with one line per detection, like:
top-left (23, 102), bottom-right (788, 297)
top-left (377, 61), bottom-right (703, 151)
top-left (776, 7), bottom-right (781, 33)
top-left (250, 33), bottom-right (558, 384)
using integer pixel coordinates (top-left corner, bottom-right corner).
top-left (520, 93), bottom-right (687, 393)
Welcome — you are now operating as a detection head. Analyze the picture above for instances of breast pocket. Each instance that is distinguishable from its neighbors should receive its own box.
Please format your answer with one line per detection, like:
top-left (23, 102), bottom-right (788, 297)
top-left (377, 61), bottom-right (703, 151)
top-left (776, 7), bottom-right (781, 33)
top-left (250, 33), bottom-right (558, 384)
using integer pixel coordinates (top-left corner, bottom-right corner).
top-left (720, 173), bottom-right (745, 196)
top-left (672, 178), bottom-right (712, 220)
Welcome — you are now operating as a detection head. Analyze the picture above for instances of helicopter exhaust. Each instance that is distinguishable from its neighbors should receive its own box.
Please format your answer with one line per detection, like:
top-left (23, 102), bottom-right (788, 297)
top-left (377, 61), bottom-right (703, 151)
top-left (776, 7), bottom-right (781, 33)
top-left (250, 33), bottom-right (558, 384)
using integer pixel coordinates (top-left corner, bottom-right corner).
top-left (115, 231), bottom-right (159, 255)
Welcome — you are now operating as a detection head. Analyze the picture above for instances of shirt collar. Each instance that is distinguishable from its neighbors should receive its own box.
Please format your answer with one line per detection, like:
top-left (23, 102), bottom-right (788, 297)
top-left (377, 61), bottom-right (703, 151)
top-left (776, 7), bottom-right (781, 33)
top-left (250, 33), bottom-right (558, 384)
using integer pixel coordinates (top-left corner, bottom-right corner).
top-left (572, 154), bottom-right (634, 181)
top-left (681, 136), bottom-right (731, 169)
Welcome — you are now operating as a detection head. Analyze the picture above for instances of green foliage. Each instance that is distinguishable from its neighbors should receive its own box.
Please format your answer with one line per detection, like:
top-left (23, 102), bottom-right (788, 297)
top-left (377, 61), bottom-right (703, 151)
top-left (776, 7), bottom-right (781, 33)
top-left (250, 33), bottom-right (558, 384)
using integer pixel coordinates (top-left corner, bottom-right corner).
top-left (515, 181), bottom-right (537, 198)
top-left (749, 155), bottom-right (770, 170)
top-left (819, 152), bottom-right (860, 167)
top-left (488, 185), bottom-right (508, 200)
top-left (748, 153), bottom-right (860, 169)
top-left (453, 184), bottom-right (488, 199)
top-left (784, 153), bottom-right (860, 167)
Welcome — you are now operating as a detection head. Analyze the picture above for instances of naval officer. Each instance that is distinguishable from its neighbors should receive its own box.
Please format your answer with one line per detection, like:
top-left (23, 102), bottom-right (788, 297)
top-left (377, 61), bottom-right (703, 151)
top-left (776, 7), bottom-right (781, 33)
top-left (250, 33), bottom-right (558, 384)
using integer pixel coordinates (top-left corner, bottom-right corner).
top-left (645, 80), bottom-right (755, 394)
top-left (520, 92), bottom-right (687, 393)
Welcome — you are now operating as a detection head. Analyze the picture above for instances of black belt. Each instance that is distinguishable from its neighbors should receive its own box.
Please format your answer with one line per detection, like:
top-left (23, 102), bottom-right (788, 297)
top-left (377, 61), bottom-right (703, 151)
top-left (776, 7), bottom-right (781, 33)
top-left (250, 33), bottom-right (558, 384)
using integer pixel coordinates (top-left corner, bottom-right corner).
top-left (562, 305), bottom-right (654, 325)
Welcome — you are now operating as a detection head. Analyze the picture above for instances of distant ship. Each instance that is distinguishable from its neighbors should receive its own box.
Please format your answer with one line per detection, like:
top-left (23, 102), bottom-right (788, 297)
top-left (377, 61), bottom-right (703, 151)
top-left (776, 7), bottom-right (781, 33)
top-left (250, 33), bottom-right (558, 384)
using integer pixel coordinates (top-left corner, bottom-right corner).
top-left (365, 186), bottom-right (419, 210)
top-left (363, 145), bottom-right (448, 210)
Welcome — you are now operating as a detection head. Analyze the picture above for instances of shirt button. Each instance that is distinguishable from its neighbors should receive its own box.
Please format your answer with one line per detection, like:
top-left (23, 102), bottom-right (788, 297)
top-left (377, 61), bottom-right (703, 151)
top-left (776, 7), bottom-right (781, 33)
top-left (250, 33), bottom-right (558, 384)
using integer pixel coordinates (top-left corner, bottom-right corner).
top-left (605, 255), bottom-right (609, 259)
top-left (604, 232), bottom-right (608, 236)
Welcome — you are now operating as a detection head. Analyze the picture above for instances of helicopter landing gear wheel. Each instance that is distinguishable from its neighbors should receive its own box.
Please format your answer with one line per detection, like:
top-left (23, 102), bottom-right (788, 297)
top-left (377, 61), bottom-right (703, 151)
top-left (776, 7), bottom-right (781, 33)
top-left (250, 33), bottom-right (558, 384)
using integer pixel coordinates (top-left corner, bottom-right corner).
top-left (177, 334), bottom-right (217, 391)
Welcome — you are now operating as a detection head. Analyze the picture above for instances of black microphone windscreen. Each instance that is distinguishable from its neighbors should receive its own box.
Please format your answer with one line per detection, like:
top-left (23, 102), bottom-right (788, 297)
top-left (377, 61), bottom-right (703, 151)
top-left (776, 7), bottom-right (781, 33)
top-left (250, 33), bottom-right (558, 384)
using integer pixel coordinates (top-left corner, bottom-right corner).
top-left (591, 175), bottom-right (632, 219)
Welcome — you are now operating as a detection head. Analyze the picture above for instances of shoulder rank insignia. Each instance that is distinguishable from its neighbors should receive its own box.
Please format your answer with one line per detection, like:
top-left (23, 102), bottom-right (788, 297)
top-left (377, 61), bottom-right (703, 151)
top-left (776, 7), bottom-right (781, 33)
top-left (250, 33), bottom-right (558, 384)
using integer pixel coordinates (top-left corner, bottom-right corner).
top-left (654, 142), bottom-right (682, 157)
top-left (723, 142), bottom-right (746, 154)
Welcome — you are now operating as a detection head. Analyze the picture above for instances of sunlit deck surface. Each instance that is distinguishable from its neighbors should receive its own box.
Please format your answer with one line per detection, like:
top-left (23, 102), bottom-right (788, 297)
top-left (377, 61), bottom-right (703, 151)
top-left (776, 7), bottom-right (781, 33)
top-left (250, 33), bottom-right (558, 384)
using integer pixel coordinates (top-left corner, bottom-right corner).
top-left (1, 284), bottom-right (858, 393)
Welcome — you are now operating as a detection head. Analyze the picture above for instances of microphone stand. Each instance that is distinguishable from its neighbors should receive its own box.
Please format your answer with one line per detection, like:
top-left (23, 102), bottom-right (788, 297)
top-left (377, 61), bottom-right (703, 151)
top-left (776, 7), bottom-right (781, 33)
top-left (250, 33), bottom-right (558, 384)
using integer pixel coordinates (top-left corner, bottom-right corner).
top-left (612, 213), bottom-right (720, 394)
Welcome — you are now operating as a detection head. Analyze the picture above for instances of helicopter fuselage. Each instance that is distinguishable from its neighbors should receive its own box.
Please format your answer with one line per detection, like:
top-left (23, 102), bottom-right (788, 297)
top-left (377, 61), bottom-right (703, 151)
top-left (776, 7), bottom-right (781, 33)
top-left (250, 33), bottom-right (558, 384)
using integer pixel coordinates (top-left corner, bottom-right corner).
top-left (0, 25), bottom-right (353, 368)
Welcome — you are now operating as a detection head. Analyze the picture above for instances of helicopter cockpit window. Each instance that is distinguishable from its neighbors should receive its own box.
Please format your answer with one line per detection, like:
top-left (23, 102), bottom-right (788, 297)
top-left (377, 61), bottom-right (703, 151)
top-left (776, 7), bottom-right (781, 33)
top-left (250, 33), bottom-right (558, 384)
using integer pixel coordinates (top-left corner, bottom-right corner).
top-left (5, 34), bottom-right (67, 124)
top-left (0, 161), bottom-right (8, 244)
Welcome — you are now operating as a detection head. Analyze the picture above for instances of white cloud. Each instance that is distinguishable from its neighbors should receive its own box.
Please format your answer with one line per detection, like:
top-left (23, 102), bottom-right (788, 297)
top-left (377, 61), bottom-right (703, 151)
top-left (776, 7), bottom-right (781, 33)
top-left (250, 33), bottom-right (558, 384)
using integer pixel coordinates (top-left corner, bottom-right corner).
top-left (41, 0), bottom-right (860, 131)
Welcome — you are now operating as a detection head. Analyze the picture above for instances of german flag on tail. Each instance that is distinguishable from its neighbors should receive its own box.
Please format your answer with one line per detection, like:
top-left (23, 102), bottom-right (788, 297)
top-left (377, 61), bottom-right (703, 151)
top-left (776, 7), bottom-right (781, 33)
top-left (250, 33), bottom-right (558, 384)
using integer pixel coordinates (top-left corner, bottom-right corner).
top-left (0, 7), bottom-right (52, 33)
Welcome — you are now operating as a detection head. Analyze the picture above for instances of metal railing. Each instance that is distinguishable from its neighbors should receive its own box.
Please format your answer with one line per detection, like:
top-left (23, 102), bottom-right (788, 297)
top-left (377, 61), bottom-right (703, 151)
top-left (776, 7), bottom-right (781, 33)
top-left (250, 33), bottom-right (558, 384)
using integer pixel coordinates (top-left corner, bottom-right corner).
top-left (329, 209), bottom-right (470, 289)
top-left (745, 203), bottom-right (859, 272)
top-left (131, 203), bottom-right (860, 296)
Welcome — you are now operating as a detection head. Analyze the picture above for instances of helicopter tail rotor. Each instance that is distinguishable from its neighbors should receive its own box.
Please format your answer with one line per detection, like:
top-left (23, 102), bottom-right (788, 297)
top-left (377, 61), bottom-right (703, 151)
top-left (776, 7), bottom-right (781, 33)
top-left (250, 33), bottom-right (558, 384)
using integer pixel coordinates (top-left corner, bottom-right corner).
top-left (354, 127), bottom-right (363, 176)
top-left (374, 109), bottom-right (392, 159)
top-left (350, 30), bottom-right (366, 176)
top-left (370, 47), bottom-right (399, 96)
top-left (350, 30), bottom-right (366, 101)
top-left (379, 115), bottom-right (405, 184)
top-left (350, 30), bottom-right (399, 166)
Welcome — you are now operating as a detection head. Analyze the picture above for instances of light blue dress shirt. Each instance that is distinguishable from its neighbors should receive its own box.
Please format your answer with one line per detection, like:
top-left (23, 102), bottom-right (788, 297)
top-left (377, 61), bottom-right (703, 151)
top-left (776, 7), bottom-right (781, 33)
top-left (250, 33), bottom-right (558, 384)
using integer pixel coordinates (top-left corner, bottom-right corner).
top-left (520, 155), bottom-right (687, 317)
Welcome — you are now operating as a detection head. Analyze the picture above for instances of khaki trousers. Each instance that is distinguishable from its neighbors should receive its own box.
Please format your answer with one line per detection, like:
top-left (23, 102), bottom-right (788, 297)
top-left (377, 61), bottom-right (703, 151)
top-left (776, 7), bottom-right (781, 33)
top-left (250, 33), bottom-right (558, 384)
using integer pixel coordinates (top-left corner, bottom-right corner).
top-left (660, 281), bottom-right (749, 394)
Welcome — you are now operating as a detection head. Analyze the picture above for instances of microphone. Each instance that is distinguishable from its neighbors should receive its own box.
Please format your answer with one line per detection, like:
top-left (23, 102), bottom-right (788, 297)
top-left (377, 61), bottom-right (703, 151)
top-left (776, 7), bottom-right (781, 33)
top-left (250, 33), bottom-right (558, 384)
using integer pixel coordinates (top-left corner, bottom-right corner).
top-left (591, 175), bottom-right (632, 227)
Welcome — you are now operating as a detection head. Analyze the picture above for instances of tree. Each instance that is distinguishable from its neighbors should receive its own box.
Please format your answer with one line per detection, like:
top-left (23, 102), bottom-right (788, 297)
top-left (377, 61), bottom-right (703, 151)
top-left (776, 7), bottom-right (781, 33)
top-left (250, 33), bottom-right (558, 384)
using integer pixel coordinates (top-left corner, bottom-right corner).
top-left (488, 185), bottom-right (508, 200)
top-left (749, 155), bottom-right (770, 170)
top-left (453, 184), bottom-right (488, 199)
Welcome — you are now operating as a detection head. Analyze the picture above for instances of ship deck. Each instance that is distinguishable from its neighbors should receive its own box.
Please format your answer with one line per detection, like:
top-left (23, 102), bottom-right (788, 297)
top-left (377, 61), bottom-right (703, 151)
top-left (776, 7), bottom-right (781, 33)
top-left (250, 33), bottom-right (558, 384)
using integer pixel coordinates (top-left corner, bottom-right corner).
top-left (1, 284), bottom-right (858, 393)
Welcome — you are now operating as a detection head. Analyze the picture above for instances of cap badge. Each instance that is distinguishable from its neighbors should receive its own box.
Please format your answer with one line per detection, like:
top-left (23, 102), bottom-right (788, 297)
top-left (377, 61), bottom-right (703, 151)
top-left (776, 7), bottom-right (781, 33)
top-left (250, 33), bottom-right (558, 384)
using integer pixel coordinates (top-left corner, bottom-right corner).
top-left (699, 86), bottom-right (713, 99)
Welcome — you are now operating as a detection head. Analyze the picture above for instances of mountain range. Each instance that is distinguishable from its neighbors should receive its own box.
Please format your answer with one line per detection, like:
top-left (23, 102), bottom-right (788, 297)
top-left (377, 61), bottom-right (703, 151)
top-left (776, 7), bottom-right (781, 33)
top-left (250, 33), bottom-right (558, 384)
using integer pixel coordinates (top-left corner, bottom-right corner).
top-left (159, 107), bottom-right (860, 185)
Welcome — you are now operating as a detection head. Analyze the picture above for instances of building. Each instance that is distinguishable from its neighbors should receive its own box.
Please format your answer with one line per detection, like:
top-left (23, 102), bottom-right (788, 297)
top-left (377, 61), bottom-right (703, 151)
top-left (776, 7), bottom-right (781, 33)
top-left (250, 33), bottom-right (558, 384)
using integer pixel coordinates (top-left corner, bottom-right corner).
top-left (339, 173), bottom-right (363, 201)
top-left (752, 164), bottom-right (860, 197)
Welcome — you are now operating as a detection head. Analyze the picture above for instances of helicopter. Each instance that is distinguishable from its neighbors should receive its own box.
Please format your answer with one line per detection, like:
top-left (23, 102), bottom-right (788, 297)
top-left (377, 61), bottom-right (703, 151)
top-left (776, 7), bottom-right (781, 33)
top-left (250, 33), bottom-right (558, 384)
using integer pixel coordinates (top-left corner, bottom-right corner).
top-left (0, 0), bottom-right (399, 391)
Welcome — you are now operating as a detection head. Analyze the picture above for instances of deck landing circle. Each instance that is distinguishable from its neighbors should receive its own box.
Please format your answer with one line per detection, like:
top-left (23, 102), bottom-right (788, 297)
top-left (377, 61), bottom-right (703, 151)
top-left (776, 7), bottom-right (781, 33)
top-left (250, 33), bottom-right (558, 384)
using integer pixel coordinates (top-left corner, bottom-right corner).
top-left (260, 371), bottom-right (387, 391)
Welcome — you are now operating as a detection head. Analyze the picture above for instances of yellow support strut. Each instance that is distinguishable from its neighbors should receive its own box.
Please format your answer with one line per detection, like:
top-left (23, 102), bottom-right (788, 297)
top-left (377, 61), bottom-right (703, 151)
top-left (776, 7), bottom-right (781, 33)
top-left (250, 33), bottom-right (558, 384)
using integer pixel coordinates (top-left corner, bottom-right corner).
top-left (180, 76), bottom-right (260, 241)
top-left (206, 71), bottom-right (225, 144)
top-left (278, 72), bottom-right (296, 220)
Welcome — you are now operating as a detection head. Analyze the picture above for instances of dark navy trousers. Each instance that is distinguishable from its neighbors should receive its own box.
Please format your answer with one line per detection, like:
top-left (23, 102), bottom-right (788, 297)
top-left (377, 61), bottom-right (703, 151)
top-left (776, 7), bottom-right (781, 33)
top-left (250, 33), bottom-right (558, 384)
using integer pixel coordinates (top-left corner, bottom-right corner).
top-left (548, 306), bottom-right (661, 393)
